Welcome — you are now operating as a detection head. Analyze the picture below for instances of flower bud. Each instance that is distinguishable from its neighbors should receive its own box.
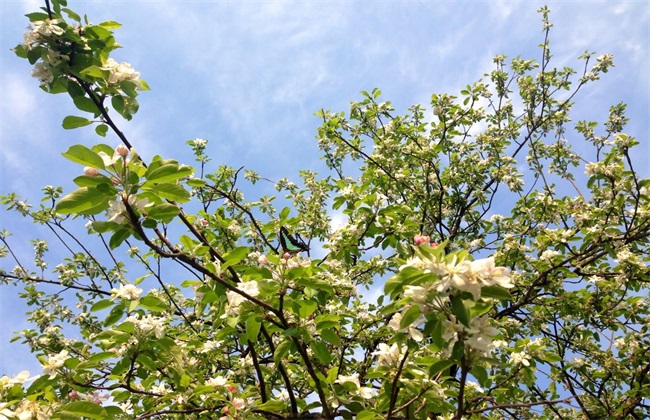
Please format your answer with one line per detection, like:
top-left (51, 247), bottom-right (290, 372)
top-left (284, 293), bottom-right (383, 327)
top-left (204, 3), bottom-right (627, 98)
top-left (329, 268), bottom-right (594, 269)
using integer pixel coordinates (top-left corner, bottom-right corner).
top-left (258, 255), bottom-right (269, 265)
top-left (84, 167), bottom-right (99, 177)
top-left (414, 235), bottom-right (430, 246)
top-left (116, 144), bottom-right (129, 157)
top-left (282, 252), bottom-right (291, 260)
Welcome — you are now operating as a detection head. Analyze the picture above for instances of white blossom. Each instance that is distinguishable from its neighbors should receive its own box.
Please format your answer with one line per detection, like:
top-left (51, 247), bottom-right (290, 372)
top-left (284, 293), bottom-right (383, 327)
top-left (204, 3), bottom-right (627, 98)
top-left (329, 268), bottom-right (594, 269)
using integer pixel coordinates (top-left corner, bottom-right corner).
top-left (111, 283), bottom-right (143, 300)
top-left (372, 343), bottom-right (405, 367)
top-left (226, 281), bottom-right (260, 315)
top-left (510, 351), bottom-right (531, 366)
top-left (42, 349), bottom-right (70, 378)
top-left (205, 376), bottom-right (228, 387)
top-left (102, 58), bottom-right (142, 87)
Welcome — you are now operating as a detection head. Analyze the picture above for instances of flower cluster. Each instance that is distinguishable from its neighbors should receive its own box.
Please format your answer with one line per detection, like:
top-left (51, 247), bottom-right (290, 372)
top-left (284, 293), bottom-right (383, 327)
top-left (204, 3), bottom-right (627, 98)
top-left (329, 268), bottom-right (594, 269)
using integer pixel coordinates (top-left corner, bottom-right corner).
top-left (225, 281), bottom-right (260, 316)
top-left (107, 194), bottom-right (149, 224)
top-left (42, 349), bottom-right (70, 378)
top-left (400, 254), bottom-right (514, 300)
top-left (442, 314), bottom-right (501, 357)
top-left (334, 373), bottom-right (377, 399)
top-left (382, 249), bottom-right (514, 366)
top-left (124, 314), bottom-right (166, 339)
top-left (111, 283), bottom-right (143, 300)
top-left (102, 58), bottom-right (142, 88)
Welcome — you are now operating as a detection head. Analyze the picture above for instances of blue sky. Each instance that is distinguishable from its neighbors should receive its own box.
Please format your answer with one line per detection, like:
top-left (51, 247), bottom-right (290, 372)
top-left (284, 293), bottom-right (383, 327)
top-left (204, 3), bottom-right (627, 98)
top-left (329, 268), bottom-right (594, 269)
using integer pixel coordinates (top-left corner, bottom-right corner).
top-left (1, 1), bottom-right (648, 376)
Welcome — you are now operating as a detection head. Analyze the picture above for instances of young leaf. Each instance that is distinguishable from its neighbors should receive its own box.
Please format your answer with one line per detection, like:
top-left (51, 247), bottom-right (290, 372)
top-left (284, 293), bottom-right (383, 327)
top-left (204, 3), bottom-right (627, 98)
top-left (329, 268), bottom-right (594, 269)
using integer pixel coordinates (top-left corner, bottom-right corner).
top-left (246, 316), bottom-right (261, 343)
top-left (62, 145), bottom-right (106, 169)
top-left (399, 305), bottom-right (422, 330)
top-left (58, 401), bottom-right (108, 420)
top-left (55, 187), bottom-right (109, 214)
top-left (451, 295), bottom-right (470, 328)
top-left (62, 115), bottom-right (94, 129)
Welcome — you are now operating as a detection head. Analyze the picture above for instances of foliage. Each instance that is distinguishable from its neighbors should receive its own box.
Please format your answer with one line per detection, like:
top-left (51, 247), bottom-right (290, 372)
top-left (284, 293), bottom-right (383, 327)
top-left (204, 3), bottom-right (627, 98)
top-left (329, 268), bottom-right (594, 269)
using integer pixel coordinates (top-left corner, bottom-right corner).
top-left (1, 1), bottom-right (648, 419)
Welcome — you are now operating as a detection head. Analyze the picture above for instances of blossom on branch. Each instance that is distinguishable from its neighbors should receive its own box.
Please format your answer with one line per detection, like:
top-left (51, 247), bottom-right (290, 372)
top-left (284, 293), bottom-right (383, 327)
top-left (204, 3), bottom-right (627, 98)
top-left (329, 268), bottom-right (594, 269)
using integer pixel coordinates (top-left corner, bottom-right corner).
top-left (102, 58), bottom-right (142, 88)
top-left (111, 283), bottom-right (143, 301)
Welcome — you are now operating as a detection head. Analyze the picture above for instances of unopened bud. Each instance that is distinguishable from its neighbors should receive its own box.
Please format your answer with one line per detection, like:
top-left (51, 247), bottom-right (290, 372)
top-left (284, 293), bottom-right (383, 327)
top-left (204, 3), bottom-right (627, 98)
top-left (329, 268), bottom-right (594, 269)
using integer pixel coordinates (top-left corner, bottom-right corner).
top-left (258, 255), bottom-right (269, 265)
top-left (84, 167), bottom-right (99, 177)
top-left (414, 235), bottom-right (430, 246)
top-left (116, 144), bottom-right (129, 157)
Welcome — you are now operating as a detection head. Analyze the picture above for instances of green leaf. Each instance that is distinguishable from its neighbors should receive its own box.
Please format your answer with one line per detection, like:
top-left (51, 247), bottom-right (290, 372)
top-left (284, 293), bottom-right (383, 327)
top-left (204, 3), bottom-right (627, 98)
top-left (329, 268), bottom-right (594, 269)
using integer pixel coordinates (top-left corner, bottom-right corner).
top-left (72, 177), bottom-right (116, 195)
top-left (145, 203), bottom-right (179, 223)
top-left (142, 182), bottom-right (190, 202)
top-left (399, 305), bottom-right (422, 330)
top-left (320, 328), bottom-right (341, 346)
top-left (313, 341), bottom-right (332, 364)
top-left (25, 12), bottom-right (50, 22)
top-left (146, 163), bottom-right (194, 183)
top-left (186, 178), bottom-right (206, 187)
top-left (109, 229), bottom-right (131, 249)
top-left (298, 300), bottom-right (318, 319)
top-left (62, 7), bottom-right (81, 22)
top-left (452, 340), bottom-right (465, 361)
top-left (541, 351), bottom-right (563, 363)
top-left (80, 65), bottom-right (106, 80)
top-left (86, 351), bottom-right (116, 365)
top-left (55, 187), bottom-right (109, 214)
top-left (246, 316), bottom-right (261, 343)
top-left (121, 80), bottom-right (139, 98)
top-left (357, 410), bottom-right (381, 420)
top-left (139, 295), bottom-right (168, 312)
top-left (62, 145), bottom-right (106, 169)
top-left (59, 401), bottom-right (107, 420)
top-left (222, 246), bottom-right (249, 269)
top-left (99, 20), bottom-right (122, 29)
top-left (26, 375), bottom-right (54, 394)
top-left (112, 95), bottom-right (125, 115)
top-left (451, 295), bottom-right (470, 328)
top-left (471, 365), bottom-right (489, 386)
top-left (85, 25), bottom-right (113, 41)
top-left (95, 124), bottom-right (109, 137)
top-left (429, 359), bottom-right (455, 376)
top-left (273, 340), bottom-right (291, 366)
top-left (73, 95), bottom-right (99, 114)
top-left (430, 319), bottom-right (445, 350)
top-left (481, 285), bottom-right (512, 301)
top-left (63, 115), bottom-right (94, 129)
top-left (90, 299), bottom-right (113, 312)
top-left (76, 351), bottom-right (116, 369)
top-left (315, 314), bottom-right (341, 330)
top-left (256, 400), bottom-right (287, 411)
top-left (136, 353), bottom-right (158, 371)
top-left (104, 304), bottom-right (124, 327)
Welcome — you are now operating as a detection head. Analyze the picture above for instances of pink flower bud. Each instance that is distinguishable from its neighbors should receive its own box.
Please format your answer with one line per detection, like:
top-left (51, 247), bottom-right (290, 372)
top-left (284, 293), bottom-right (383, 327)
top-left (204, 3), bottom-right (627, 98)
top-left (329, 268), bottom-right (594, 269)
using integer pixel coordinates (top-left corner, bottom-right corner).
top-left (68, 390), bottom-right (79, 399)
top-left (200, 219), bottom-right (209, 226)
top-left (430, 241), bottom-right (439, 247)
top-left (116, 144), bottom-right (129, 157)
top-left (84, 167), bottom-right (99, 177)
top-left (414, 235), bottom-right (430, 246)
top-left (223, 407), bottom-right (230, 414)
top-left (282, 252), bottom-right (291, 260)
top-left (258, 255), bottom-right (269, 265)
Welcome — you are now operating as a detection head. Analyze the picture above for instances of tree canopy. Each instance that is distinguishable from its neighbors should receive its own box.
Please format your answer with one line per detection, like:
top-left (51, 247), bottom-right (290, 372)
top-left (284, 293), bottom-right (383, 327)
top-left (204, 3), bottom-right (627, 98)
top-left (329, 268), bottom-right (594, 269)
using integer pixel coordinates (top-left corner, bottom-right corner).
top-left (1, 1), bottom-right (648, 419)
